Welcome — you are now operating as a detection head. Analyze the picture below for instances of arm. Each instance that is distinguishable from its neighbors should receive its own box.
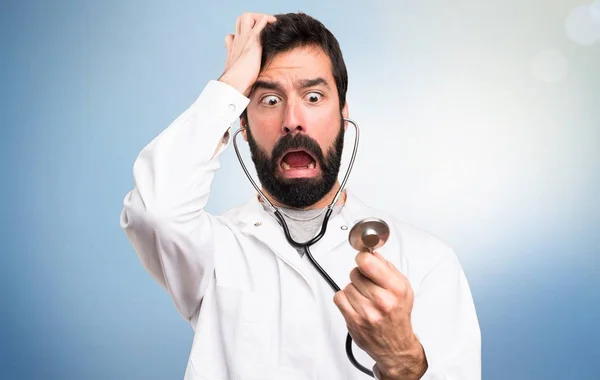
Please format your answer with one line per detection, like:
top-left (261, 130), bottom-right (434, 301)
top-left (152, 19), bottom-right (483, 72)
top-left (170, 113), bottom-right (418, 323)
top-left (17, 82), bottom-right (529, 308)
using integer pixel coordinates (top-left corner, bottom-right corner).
top-left (333, 248), bottom-right (480, 380)
top-left (119, 80), bottom-right (249, 322)
top-left (119, 12), bottom-right (277, 323)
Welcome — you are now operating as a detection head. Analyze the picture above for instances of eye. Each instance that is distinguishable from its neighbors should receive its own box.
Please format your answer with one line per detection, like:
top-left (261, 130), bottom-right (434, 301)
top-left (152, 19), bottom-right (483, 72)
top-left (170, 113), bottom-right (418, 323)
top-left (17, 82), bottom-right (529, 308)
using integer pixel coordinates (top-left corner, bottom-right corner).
top-left (260, 95), bottom-right (281, 106)
top-left (305, 92), bottom-right (323, 103)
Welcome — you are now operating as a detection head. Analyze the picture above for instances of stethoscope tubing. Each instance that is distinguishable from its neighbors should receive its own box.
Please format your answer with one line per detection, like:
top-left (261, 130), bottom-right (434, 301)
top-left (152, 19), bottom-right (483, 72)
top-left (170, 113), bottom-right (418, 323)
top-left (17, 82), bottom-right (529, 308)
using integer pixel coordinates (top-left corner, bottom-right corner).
top-left (232, 118), bottom-right (374, 378)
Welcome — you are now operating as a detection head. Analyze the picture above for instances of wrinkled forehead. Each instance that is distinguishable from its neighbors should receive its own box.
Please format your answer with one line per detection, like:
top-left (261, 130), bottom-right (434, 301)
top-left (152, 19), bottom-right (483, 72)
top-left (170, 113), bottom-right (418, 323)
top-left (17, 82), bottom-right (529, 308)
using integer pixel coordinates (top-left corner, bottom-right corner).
top-left (256, 45), bottom-right (335, 88)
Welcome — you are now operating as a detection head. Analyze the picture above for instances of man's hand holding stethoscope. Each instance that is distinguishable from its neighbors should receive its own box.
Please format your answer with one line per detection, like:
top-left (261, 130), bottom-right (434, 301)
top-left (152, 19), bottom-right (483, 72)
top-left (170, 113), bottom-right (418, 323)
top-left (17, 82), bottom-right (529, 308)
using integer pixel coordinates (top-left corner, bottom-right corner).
top-left (333, 249), bottom-right (428, 380)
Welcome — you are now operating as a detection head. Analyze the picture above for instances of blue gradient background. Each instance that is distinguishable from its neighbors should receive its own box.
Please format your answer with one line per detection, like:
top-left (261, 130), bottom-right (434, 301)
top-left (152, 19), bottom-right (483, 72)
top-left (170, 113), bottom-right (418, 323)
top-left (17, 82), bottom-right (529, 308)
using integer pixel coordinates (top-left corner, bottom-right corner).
top-left (2, 0), bottom-right (599, 379)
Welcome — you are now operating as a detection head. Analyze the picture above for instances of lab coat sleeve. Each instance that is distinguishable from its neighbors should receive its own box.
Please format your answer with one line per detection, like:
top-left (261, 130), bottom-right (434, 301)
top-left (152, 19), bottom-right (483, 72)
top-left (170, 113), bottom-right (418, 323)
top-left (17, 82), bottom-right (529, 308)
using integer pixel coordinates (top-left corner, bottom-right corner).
top-left (119, 80), bottom-right (250, 322)
top-left (410, 247), bottom-right (482, 380)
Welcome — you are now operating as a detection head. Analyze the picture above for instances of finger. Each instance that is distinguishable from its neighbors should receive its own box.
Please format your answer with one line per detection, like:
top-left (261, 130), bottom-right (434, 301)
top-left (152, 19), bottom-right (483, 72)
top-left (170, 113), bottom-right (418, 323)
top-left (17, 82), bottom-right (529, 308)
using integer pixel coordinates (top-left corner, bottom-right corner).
top-left (239, 12), bottom-right (258, 35)
top-left (343, 283), bottom-right (371, 321)
top-left (373, 250), bottom-right (397, 271)
top-left (235, 15), bottom-right (242, 36)
top-left (349, 266), bottom-right (376, 299)
top-left (251, 14), bottom-right (272, 37)
top-left (355, 251), bottom-right (398, 290)
top-left (350, 265), bottom-right (402, 316)
top-left (333, 290), bottom-right (360, 323)
top-left (243, 12), bottom-right (277, 23)
top-left (264, 14), bottom-right (277, 24)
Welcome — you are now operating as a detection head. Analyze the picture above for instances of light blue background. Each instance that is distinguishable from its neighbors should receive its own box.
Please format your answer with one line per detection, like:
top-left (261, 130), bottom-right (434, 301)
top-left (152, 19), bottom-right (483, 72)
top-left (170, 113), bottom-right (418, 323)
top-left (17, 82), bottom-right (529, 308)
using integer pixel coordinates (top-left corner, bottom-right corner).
top-left (2, 0), bottom-right (599, 379)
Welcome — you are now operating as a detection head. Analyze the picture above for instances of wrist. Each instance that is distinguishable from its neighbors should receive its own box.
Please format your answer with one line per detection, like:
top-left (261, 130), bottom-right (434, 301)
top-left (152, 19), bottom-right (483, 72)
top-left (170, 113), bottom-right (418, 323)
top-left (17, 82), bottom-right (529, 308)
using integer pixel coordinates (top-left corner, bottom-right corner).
top-left (375, 335), bottom-right (428, 380)
top-left (218, 71), bottom-right (252, 97)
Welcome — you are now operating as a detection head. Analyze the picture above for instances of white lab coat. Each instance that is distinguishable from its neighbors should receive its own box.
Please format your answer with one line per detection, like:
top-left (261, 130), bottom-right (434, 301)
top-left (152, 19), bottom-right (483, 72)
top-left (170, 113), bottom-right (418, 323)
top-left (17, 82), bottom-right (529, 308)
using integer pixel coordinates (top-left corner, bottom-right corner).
top-left (120, 80), bottom-right (481, 380)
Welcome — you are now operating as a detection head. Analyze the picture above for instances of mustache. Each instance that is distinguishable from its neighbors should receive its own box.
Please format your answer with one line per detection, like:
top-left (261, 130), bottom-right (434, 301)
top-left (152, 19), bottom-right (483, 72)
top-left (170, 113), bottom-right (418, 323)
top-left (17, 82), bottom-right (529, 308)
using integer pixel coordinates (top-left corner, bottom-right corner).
top-left (271, 133), bottom-right (325, 166)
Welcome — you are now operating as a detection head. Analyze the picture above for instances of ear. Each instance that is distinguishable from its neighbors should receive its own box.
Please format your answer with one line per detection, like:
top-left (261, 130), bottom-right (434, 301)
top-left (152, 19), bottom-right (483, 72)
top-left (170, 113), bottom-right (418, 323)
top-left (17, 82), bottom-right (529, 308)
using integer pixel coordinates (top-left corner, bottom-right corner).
top-left (342, 102), bottom-right (349, 130)
top-left (240, 116), bottom-right (248, 142)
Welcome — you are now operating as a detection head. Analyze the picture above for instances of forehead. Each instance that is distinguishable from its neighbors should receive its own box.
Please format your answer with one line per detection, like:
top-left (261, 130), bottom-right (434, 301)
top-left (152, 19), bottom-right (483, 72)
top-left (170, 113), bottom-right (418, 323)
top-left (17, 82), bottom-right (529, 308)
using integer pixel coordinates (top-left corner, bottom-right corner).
top-left (257, 45), bottom-right (335, 84)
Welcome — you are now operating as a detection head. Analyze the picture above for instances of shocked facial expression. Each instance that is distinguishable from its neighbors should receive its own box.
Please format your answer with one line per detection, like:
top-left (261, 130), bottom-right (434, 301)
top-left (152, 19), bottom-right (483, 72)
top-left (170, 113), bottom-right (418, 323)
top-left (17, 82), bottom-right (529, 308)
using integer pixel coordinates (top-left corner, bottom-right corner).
top-left (243, 45), bottom-right (348, 209)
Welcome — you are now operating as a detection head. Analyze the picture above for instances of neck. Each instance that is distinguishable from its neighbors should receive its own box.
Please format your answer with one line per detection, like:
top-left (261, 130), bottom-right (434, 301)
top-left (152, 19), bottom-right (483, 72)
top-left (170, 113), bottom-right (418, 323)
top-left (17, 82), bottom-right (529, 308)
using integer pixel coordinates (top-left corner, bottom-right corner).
top-left (259, 181), bottom-right (346, 210)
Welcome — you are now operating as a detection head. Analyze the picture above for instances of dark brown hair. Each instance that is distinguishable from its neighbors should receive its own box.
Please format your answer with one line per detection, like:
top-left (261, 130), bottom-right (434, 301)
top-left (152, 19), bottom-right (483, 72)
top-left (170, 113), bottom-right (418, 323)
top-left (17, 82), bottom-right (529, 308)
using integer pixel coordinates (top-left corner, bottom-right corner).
top-left (242, 12), bottom-right (348, 121)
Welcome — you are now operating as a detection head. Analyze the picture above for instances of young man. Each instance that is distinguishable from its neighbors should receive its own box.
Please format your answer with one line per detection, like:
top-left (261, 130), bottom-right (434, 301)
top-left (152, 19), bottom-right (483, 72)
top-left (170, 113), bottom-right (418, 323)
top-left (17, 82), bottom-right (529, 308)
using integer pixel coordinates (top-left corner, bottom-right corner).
top-left (120, 12), bottom-right (481, 380)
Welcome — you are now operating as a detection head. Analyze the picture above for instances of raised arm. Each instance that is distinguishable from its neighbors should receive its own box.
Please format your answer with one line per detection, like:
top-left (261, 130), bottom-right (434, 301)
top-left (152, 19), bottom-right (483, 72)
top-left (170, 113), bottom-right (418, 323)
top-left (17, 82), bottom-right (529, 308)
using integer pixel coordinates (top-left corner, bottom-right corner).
top-left (119, 80), bottom-right (248, 321)
top-left (120, 13), bottom-right (277, 322)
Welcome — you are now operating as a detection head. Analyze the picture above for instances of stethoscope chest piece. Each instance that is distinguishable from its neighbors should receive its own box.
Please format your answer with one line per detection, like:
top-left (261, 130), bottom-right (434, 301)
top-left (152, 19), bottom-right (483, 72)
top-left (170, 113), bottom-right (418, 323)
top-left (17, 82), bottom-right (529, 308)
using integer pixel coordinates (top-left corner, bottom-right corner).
top-left (348, 218), bottom-right (390, 252)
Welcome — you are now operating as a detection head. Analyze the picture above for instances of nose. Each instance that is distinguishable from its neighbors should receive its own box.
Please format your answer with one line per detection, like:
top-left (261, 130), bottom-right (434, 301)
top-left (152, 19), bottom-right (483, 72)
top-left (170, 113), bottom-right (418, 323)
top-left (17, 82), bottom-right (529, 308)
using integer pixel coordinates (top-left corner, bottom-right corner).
top-left (281, 97), bottom-right (306, 135)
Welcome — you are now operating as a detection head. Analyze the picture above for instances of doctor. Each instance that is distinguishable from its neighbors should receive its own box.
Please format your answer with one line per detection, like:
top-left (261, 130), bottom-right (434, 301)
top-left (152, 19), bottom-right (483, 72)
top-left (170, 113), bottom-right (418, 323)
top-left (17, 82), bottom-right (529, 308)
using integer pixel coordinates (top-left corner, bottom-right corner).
top-left (120, 11), bottom-right (481, 380)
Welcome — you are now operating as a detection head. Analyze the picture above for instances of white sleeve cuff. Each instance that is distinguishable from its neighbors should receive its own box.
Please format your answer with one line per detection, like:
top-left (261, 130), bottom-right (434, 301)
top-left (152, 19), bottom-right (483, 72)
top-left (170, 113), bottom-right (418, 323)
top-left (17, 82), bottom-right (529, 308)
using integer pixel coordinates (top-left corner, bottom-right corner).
top-left (191, 79), bottom-right (250, 157)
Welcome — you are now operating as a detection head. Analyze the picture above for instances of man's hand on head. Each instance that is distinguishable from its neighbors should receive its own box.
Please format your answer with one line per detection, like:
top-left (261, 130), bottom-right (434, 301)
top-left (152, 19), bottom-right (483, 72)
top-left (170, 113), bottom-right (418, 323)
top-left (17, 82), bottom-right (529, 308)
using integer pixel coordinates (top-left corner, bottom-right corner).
top-left (219, 12), bottom-right (277, 97)
top-left (333, 251), bottom-right (428, 380)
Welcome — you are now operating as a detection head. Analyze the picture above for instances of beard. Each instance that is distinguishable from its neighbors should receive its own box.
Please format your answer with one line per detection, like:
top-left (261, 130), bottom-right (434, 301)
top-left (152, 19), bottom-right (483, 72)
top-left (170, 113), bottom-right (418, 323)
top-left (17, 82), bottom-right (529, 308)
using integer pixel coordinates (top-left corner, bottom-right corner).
top-left (245, 118), bottom-right (345, 209)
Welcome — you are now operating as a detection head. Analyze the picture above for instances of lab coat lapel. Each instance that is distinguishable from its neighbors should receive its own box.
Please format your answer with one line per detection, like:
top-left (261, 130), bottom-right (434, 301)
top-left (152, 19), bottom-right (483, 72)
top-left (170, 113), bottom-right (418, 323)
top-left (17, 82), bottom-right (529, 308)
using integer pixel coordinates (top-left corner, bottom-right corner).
top-left (237, 195), bottom-right (316, 289)
top-left (308, 212), bottom-right (350, 257)
top-left (309, 190), bottom-right (373, 257)
top-left (235, 191), bottom-right (375, 289)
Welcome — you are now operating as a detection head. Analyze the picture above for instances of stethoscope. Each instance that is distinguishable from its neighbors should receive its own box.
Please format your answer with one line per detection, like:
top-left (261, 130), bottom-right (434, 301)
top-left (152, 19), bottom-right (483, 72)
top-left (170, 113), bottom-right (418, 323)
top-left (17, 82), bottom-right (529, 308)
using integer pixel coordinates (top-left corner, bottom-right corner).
top-left (232, 118), bottom-right (390, 378)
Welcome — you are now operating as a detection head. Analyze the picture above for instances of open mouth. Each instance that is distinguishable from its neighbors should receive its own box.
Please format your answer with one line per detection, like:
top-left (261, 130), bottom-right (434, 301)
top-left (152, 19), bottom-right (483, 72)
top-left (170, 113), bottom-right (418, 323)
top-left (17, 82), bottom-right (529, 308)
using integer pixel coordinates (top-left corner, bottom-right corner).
top-left (279, 150), bottom-right (319, 177)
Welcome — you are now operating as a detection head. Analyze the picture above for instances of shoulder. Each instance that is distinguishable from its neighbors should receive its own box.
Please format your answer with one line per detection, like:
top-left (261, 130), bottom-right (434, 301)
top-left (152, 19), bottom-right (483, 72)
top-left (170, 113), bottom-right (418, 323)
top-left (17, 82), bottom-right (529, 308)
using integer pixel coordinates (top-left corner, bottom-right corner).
top-left (217, 194), bottom-right (266, 227)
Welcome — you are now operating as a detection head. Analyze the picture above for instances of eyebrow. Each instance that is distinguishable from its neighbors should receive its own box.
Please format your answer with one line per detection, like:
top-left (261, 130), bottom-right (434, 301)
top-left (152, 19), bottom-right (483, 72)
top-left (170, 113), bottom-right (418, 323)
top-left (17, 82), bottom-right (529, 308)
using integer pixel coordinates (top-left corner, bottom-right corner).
top-left (252, 77), bottom-right (331, 94)
top-left (252, 80), bottom-right (283, 92)
top-left (297, 77), bottom-right (330, 89)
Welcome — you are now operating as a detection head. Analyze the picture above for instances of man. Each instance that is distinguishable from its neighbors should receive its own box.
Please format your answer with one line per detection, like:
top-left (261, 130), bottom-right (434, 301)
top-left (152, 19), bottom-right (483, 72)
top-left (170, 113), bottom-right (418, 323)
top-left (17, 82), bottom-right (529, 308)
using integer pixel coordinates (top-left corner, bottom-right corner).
top-left (120, 12), bottom-right (480, 380)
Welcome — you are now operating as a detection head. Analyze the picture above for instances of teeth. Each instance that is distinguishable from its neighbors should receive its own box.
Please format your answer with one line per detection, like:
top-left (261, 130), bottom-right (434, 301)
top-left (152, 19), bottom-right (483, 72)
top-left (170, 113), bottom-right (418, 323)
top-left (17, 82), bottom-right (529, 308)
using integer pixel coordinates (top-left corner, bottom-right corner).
top-left (282, 162), bottom-right (316, 171)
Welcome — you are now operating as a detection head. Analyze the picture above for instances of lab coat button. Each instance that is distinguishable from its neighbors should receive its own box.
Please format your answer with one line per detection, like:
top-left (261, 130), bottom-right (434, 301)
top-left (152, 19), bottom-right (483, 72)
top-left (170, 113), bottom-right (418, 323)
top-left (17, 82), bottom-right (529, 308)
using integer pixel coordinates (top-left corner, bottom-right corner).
top-left (228, 104), bottom-right (236, 112)
top-left (254, 222), bottom-right (262, 227)
top-left (341, 225), bottom-right (348, 230)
